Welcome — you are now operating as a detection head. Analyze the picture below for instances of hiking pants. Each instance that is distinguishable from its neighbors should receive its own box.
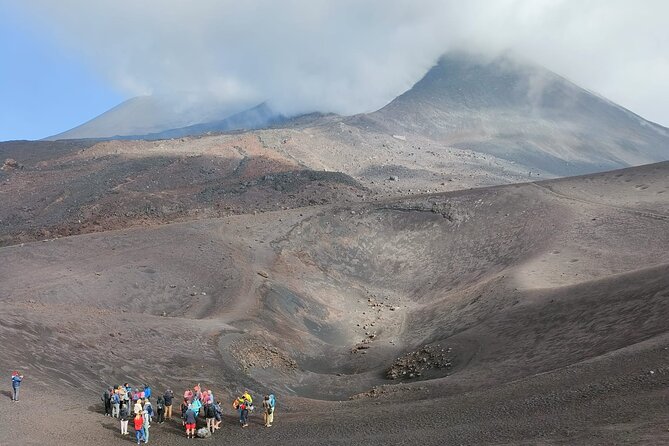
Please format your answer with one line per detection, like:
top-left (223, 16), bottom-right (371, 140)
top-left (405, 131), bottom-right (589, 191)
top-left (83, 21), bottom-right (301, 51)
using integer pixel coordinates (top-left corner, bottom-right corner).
top-left (165, 404), bottom-right (172, 418)
top-left (156, 408), bottom-right (164, 423)
top-left (143, 426), bottom-right (149, 443)
top-left (112, 403), bottom-right (120, 418)
top-left (135, 430), bottom-right (143, 443)
top-left (104, 401), bottom-right (112, 415)
top-left (12, 386), bottom-right (19, 401)
top-left (264, 410), bottom-right (274, 425)
top-left (120, 420), bottom-right (128, 434)
top-left (206, 417), bottom-right (215, 431)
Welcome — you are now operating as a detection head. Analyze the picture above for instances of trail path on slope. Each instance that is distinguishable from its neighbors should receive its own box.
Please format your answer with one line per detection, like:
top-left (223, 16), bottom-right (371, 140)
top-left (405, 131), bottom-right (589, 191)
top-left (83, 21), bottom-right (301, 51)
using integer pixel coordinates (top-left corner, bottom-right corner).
top-left (530, 182), bottom-right (669, 221)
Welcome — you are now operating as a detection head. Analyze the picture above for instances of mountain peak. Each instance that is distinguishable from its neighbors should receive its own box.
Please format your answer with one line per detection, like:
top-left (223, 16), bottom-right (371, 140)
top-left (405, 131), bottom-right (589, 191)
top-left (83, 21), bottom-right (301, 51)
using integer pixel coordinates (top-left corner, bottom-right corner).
top-left (368, 52), bottom-right (668, 174)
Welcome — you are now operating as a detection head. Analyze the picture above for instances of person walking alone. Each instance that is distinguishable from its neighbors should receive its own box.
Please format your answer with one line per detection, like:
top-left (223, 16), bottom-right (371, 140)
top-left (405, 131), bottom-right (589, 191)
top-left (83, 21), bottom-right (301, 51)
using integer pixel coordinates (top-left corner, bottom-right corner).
top-left (102, 387), bottom-right (112, 416)
top-left (155, 396), bottom-right (165, 424)
top-left (262, 394), bottom-right (275, 427)
top-left (163, 389), bottom-right (174, 420)
top-left (10, 371), bottom-right (23, 402)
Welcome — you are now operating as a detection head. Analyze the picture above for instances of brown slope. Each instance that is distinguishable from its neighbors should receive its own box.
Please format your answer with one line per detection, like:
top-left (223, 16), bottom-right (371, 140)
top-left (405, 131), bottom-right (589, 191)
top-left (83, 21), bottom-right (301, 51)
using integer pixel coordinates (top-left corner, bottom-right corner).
top-left (0, 134), bottom-right (367, 247)
top-left (0, 162), bottom-right (668, 444)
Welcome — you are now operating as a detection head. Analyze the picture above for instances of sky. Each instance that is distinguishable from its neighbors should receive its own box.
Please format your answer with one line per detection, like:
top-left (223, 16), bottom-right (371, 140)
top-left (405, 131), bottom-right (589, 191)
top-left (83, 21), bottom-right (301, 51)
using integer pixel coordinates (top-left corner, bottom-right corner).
top-left (1, 0), bottom-right (668, 141)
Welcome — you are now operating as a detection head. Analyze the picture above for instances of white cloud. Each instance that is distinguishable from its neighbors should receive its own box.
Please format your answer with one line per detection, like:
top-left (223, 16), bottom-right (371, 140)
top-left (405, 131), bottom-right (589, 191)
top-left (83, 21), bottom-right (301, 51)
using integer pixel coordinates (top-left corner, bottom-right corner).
top-left (14, 0), bottom-right (669, 125)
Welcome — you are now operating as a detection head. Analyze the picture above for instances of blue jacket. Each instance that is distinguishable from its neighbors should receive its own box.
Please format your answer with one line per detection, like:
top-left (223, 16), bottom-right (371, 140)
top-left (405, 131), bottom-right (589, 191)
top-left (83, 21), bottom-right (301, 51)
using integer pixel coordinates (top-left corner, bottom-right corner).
top-left (144, 386), bottom-right (151, 398)
top-left (12, 376), bottom-right (22, 388)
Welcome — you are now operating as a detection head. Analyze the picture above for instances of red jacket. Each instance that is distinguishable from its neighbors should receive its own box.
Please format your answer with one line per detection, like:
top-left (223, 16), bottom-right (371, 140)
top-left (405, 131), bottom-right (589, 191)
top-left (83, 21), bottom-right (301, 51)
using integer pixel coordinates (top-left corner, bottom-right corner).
top-left (134, 417), bottom-right (144, 431)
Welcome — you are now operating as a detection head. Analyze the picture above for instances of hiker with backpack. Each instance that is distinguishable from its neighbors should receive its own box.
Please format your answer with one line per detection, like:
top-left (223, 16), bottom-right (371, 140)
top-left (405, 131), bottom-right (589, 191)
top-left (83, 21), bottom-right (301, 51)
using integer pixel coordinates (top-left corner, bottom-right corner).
top-left (262, 394), bottom-right (276, 427)
top-left (155, 396), bottom-right (165, 423)
top-left (163, 389), bottom-right (174, 419)
top-left (10, 371), bottom-right (23, 402)
top-left (213, 400), bottom-right (223, 431)
top-left (184, 404), bottom-right (197, 439)
top-left (144, 398), bottom-right (154, 421)
top-left (204, 400), bottom-right (216, 433)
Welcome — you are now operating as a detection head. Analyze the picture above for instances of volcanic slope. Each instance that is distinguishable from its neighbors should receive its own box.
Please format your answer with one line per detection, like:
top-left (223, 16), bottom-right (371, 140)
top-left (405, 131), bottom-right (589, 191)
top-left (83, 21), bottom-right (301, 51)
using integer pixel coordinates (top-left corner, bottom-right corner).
top-left (364, 52), bottom-right (669, 175)
top-left (1, 161), bottom-right (668, 445)
top-left (46, 95), bottom-right (260, 140)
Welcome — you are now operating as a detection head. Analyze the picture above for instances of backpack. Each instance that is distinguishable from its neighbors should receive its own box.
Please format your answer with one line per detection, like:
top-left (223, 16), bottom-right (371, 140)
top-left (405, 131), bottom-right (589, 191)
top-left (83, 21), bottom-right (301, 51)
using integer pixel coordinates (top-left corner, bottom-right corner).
top-left (112, 393), bottom-right (120, 404)
top-left (196, 427), bottom-right (212, 438)
top-left (268, 394), bottom-right (276, 408)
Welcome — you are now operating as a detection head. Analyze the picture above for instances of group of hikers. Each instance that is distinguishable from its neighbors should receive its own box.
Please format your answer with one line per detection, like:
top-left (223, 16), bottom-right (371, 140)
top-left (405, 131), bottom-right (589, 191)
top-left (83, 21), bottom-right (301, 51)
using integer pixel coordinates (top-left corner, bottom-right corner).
top-left (102, 383), bottom-right (276, 442)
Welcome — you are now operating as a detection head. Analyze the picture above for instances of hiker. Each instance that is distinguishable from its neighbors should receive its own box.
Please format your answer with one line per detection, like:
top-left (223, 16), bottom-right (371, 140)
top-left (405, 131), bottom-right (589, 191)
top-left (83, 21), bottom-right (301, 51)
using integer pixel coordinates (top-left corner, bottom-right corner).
top-left (193, 384), bottom-right (202, 402)
top-left (111, 388), bottom-right (121, 418)
top-left (204, 400), bottom-right (216, 433)
top-left (102, 387), bottom-right (112, 416)
top-left (133, 413), bottom-right (144, 444)
top-left (121, 385), bottom-right (130, 410)
top-left (180, 398), bottom-right (189, 426)
top-left (263, 394), bottom-right (275, 427)
top-left (11, 371), bottom-right (23, 402)
top-left (163, 389), bottom-right (174, 419)
top-left (119, 402), bottom-right (130, 435)
top-left (155, 396), bottom-right (165, 424)
top-left (213, 400), bottom-right (223, 431)
top-left (142, 406), bottom-right (151, 444)
top-left (240, 399), bottom-right (249, 428)
top-left (184, 404), bottom-right (197, 439)
top-left (144, 398), bottom-right (154, 421)
top-left (190, 395), bottom-right (202, 417)
top-left (234, 393), bottom-right (252, 428)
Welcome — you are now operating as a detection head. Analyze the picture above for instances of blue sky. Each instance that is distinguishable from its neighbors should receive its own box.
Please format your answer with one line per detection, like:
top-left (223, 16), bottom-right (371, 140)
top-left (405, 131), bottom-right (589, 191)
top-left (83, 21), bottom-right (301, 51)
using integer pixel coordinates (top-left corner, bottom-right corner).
top-left (0, 3), bottom-right (124, 141)
top-left (2, 1), bottom-right (668, 142)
